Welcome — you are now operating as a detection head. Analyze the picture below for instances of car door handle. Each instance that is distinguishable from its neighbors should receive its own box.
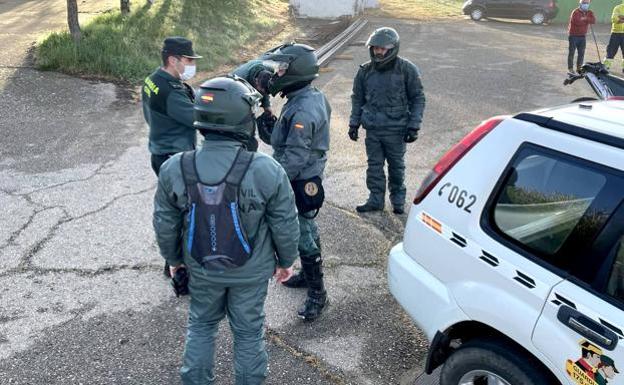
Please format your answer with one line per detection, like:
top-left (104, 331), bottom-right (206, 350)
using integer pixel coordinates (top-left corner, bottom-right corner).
top-left (557, 305), bottom-right (618, 351)
top-left (568, 317), bottom-right (613, 346)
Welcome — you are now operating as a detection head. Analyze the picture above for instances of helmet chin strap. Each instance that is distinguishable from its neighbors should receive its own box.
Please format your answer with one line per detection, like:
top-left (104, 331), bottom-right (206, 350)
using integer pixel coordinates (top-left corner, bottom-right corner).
top-left (279, 80), bottom-right (311, 97)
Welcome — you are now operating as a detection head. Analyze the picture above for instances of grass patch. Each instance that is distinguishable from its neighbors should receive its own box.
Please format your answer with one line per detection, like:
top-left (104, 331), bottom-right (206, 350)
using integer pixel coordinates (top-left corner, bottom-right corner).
top-left (35, 0), bottom-right (289, 83)
top-left (368, 0), bottom-right (464, 19)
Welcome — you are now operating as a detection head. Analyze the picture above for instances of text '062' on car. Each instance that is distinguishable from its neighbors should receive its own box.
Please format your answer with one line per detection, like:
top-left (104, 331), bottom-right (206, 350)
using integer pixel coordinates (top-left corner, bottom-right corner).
top-left (388, 99), bottom-right (624, 385)
top-left (463, 0), bottom-right (559, 25)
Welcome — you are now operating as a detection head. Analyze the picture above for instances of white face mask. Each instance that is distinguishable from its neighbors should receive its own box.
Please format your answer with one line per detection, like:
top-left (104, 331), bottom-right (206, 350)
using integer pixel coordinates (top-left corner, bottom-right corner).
top-left (174, 58), bottom-right (196, 81)
top-left (179, 64), bottom-right (196, 81)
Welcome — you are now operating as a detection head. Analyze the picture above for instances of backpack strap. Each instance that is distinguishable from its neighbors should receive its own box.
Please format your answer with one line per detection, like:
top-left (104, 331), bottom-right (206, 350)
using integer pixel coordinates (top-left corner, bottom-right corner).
top-left (180, 151), bottom-right (199, 187)
top-left (226, 148), bottom-right (254, 186)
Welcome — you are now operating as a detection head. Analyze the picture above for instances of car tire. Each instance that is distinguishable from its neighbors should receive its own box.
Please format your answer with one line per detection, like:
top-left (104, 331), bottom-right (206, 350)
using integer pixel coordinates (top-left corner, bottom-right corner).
top-left (469, 7), bottom-right (485, 21)
top-left (530, 11), bottom-right (546, 25)
top-left (439, 339), bottom-right (552, 385)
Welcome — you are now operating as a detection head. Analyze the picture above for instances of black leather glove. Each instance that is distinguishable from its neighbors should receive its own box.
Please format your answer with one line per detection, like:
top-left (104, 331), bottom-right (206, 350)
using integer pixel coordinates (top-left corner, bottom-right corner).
top-left (348, 126), bottom-right (359, 141)
top-left (257, 111), bottom-right (277, 145)
top-left (171, 266), bottom-right (189, 297)
top-left (404, 128), bottom-right (419, 143)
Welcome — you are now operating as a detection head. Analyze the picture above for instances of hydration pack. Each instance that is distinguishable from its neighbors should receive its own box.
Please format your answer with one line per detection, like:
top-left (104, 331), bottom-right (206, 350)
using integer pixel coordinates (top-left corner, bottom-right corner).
top-left (181, 149), bottom-right (254, 270)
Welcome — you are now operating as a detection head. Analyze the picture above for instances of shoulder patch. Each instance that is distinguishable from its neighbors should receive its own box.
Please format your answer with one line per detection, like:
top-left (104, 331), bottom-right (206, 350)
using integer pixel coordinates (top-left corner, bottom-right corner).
top-left (293, 122), bottom-right (304, 130)
top-left (169, 81), bottom-right (184, 89)
top-left (143, 76), bottom-right (160, 97)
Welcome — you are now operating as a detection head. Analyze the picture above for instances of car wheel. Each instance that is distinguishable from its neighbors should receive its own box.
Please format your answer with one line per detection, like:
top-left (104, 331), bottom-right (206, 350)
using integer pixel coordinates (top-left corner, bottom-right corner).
top-left (439, 339), bottom-right (551, 385)
top-left (470, 7), bottom-right (484, 21)
top-left (530, 12), bottom-right (546, 25)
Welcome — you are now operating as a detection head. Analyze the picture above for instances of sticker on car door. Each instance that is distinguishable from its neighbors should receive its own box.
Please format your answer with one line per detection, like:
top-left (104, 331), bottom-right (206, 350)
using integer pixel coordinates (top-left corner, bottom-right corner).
top-left (566, 340), bottom-right (619, 385)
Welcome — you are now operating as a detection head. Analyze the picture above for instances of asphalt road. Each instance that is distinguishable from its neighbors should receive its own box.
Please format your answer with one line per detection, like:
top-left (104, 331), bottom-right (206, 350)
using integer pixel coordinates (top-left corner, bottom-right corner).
top-left (0, 2), bottom-right (614, 384)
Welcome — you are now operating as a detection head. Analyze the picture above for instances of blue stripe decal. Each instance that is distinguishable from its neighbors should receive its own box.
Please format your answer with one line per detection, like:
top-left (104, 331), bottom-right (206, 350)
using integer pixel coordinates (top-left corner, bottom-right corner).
top-left (230, 202), bottom-right (251, 254)
top-left (187, 203), bottom-right (196, 253)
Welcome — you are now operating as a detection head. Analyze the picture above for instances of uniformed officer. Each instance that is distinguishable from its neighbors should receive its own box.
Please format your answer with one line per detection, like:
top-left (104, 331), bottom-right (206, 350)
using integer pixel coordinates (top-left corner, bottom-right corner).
top-left (231, 59), bottom-right (274, 114)
top-left (348, 27), bottom-right (426, 215)
top-left (153, 75), bottom-right (300, 385)
top-left (261, 43), bottom-right (331, 321)
top-left (230, 59), bottom-right (276, 151)
top-left (142, 36), bottom-right (202, 176)
top-left (143, 36), bottom-right (202, 277)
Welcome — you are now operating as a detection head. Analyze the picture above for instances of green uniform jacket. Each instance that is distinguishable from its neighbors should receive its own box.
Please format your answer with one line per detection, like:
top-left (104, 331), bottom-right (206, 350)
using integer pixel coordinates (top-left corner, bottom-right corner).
top-left (271, 85), bottom-right (331, 181)
top-left (153, 136), bottom-right (300, 284)
top-left (349, 56), bottom-right (425, 133)
top-left (142, 68), bottom-right (197, 155)
top-left (231, 59), bottom-right (272, 109)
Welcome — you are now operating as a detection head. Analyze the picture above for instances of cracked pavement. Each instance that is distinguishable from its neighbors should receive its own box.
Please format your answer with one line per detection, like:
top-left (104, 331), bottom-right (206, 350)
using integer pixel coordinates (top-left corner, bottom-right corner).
top-left (0, 1), bottom-right (614, 383)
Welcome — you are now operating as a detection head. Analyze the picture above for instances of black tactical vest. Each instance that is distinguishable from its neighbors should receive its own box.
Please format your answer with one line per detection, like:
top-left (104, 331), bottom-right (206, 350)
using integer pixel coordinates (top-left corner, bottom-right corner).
top-left (181, 149), bottom-right (254, 270)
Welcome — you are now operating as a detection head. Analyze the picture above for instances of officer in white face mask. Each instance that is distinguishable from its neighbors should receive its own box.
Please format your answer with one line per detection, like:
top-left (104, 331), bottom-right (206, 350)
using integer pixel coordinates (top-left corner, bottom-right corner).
top-left (142, 36), bottom-right (202, 277)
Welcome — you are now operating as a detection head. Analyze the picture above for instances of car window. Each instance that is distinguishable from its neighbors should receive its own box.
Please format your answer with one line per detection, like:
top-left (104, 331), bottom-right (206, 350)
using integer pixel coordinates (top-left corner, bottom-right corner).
top-left (493, 152), bottom-right (607, 256)
top-left (607, 237), bottom-right (624, 302)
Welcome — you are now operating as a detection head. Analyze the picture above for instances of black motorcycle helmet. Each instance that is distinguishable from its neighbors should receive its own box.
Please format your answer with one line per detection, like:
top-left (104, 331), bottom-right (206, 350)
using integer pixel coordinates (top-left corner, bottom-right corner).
top-left (193, 75), bottom-right (261, 142)
top-left (366, 27), bottom-right (400, 69)
top-left (260, 43), bottom-right (319, 96)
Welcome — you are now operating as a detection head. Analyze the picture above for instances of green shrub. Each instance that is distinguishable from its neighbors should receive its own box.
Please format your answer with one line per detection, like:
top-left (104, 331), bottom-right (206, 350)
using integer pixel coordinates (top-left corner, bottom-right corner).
top-left (36, 0), bottom-right (286, 82)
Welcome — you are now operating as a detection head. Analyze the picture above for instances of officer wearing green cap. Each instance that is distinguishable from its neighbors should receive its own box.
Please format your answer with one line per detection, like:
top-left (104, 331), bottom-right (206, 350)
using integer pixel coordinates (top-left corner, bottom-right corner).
top-left (143, 36), bottom-right (202, 277)
top-left (260, 43), bottom-right (331, 321)
top-left (153, 75), bottom-right (300, 385)
top-left (142, 36), bottom-right (202, 176)
top-left (349, 27), bottom-right (426, 215)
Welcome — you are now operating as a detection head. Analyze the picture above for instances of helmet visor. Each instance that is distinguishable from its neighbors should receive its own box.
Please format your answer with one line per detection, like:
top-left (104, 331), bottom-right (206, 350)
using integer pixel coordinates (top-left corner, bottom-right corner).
top-left (262, 60), bottom-right (289, 75)
top-left (368, 43), bottom-right (395, 50)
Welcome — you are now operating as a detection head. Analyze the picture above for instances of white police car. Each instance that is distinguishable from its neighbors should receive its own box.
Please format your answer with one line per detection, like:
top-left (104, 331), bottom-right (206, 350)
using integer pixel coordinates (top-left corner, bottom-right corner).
top-left (388, 100), bottom-right (624, 385)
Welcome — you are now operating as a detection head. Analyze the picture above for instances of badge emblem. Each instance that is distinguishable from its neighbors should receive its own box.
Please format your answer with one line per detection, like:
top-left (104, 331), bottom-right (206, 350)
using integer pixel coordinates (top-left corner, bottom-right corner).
top-left (304, 181), bottom-right (319, 197)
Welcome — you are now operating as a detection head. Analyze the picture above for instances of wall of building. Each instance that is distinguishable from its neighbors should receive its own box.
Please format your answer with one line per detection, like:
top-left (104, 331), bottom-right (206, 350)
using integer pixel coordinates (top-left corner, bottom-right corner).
top-left (290, 0), bottom-right (379, 18)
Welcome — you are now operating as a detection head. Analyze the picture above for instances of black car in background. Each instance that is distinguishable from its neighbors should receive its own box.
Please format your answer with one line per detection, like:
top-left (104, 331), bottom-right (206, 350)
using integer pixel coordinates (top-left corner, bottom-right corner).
top-left (462, 0), bottom-right (559, 24)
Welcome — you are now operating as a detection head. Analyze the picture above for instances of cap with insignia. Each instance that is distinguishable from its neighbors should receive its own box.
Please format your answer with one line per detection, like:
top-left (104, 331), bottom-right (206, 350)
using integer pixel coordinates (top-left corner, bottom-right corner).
top-left (162, 36), bottom-right (202, 59)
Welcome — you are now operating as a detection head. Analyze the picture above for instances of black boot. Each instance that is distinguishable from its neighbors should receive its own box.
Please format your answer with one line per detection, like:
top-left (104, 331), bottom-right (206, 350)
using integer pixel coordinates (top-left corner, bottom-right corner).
top-left (392, 205), bottom-right (404, 215)
top-left (282, 269), bottom-right (307, 288)
top-left (282, 238), bottom-right (320, 289)
top-left (297, 254), bottom-right (328, 321)
top-left (356, 202), bottom-right (383, 213)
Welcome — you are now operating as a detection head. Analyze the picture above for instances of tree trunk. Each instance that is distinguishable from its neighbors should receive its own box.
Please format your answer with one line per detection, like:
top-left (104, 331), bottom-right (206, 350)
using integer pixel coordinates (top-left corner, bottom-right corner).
top-left (121, 0), bottom-right (130, 15)
top-left (66, 0), bottom-right (81, 43)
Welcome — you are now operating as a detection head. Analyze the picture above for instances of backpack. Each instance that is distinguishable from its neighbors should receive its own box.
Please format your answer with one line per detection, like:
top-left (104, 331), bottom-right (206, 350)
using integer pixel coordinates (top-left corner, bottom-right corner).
top-left (181, 148), bottom-right (254, 270)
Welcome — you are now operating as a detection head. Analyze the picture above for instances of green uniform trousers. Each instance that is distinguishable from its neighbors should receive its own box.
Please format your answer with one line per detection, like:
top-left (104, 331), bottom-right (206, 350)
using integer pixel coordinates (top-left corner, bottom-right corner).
top-left (180, 280), bottom-right (269, 385)
top-left (298, 213), bottom-right (320, 259)
top-left (364, 130), bottom-right (407, 208)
